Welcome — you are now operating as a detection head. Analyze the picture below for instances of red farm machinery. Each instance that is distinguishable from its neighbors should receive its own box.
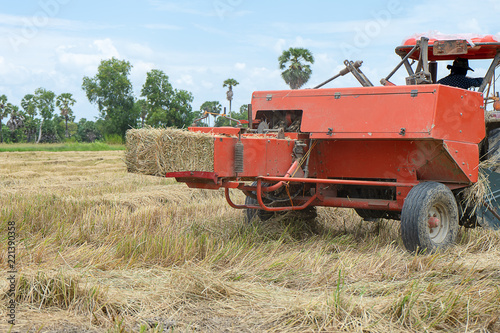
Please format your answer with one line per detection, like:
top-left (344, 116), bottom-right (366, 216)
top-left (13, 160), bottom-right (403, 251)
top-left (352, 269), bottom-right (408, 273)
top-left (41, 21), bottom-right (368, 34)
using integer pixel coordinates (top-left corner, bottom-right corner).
top-left (166, 35), bottom-right (500, 253)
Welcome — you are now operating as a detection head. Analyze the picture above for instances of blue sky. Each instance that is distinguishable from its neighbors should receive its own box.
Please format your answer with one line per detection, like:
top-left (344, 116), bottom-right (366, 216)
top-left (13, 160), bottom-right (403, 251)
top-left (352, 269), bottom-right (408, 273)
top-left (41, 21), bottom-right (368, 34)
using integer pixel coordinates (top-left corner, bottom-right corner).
top-left (0, 0), bottom-right (499, 122)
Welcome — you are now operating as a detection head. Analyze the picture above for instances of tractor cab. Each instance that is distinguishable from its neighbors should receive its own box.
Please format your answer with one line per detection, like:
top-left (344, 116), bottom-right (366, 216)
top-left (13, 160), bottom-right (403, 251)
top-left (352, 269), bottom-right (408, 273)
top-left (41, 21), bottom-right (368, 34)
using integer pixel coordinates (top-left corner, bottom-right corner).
top-left (389, 35), bottom-right (500, 125)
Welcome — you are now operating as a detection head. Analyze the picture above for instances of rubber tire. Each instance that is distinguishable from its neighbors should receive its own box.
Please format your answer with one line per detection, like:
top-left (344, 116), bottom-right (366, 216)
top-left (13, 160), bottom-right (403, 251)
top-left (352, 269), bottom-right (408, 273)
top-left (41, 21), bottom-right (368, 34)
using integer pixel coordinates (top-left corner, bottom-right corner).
top-left (401, 182), bottom-right (459, 253)
top-left (488, 128), bottom-right (500, 172)
top-left (244, 195), bottom-right (274, 223)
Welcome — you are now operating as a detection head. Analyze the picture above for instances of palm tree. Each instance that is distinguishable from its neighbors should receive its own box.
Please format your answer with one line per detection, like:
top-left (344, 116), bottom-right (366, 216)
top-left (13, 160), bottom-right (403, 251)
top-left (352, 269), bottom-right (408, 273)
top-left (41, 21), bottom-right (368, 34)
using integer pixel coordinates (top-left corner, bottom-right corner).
top-left (0, 95), bottom-right (8, 143)
top-left (6, 104), bottom-right (24, 142)
top-left (278, 48), bottom-right (315, 89)
top-left (21, 94), bottom-right (37, 142)
top-left (223, 78), bottom-right (239, 123)
top-left (56, 93), bottom-right (76, 138)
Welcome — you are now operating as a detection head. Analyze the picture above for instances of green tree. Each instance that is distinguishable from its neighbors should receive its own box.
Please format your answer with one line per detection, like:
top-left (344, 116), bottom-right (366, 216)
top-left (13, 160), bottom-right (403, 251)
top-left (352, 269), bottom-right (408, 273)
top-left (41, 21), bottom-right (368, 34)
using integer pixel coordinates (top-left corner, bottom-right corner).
top-left (0, 95), bottom-right (8, 143)
top-left (56, 93), bottom-right (76, 138)
top-left (34, 88), bottom-right (56, 143)
top-left (215, 104), bottom-right (248, 127)
top-left (278, 47), bottom-right (315, 89)
top-left (199, 101), bottom-right (222, 126)
top-left (223, 78), bottom-right (239, 122)
top-left (76, 118), bottom-right (102, 142)
top-left (141, 69), bottom-right (194, 128)
top-left (21, 94), bottom-right (38, 142)
top-left (169, 89), bottom-right (194, 127)
top-left (82, 58), bottom-right (138, 138)
top-left (136, 99), bottom-right (147, 127)
top-left (6, 104), bottom-right (25, 142)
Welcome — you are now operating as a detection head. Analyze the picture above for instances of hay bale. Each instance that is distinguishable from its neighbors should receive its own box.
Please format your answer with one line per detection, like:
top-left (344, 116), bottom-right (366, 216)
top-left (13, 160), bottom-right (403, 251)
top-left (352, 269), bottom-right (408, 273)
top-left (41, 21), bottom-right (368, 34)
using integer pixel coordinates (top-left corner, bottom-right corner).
top-left (125, 127), bottom-right (214, 177)
top-left (462, 156), bottom-right (499, 215)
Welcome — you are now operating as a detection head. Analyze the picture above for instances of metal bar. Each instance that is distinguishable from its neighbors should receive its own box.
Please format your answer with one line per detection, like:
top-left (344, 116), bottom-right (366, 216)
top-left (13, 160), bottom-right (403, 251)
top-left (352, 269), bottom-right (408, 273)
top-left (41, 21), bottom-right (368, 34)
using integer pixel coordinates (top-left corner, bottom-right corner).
top-left (314, 73), bottom-right (342, 89)
top-left (256, 178), bottom-right (318, 211)
top-left (383, 44), bottom-right (419, 82)
top-left (191, 112), bottom-right (209, 126)
top-left (403, 59), bottom-right (415, 76)
top-left (260, 160), bottom-right (299, 192)
top-left (479, 51), bottom-right (500, 93)
top-left (486, 203), bottom-right (500, 222)
top-left (225, 188), bottom-right (403, 212)
top-left (258, 176), bottom-right (417, 188)
top-left (313, 61), bottom-right (361, 89)
top-left (312, 197), bottom-right (403, 211)
top-left (420, 37), bottom-right (430, 74)
top-left (248, 104), bottom-right (252, 128)
top-left (344, 60), bottom-right (373, 87)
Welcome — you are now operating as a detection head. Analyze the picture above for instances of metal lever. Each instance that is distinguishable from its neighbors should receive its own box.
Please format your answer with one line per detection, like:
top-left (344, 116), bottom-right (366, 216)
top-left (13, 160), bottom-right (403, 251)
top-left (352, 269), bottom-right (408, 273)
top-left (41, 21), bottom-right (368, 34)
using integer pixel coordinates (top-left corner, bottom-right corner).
top-left (314, 60), bottom-right (364, 89)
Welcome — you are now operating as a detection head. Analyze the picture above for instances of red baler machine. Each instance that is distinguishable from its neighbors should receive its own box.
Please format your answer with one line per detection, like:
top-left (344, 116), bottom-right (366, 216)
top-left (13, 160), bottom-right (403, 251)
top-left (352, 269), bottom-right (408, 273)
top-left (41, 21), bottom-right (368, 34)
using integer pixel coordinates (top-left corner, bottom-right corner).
top-left (166, 35), bottom-right (500, 253)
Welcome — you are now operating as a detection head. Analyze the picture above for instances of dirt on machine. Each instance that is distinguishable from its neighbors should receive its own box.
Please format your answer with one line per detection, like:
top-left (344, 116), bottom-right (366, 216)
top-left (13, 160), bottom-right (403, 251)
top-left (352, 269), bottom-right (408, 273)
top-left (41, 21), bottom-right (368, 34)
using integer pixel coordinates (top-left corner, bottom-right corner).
top-left (154, 34), bottom-right (500, 253)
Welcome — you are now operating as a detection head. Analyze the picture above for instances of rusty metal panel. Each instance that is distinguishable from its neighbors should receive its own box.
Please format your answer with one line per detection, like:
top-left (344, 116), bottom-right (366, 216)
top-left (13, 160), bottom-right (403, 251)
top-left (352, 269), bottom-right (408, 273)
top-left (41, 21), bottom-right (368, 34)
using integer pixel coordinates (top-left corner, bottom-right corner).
top-left (308, 139), bottom-right (473, 184)
top-left (253, 86), bottom-right (439, 137)
top-left (213, 136), bottom-right (294, 178)
top-left (252, 85), bottom-right (485, 145)
top-left (432, 86), bottom-right (485, 144)
top-left (433, 40), bottom-right (468, 56)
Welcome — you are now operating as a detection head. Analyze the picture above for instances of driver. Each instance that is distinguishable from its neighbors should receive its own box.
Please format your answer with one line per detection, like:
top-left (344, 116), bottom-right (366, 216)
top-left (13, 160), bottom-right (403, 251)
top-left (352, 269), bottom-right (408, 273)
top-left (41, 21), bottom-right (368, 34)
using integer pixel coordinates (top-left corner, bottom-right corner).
top-left (437, 58), bottom-right (483, 89)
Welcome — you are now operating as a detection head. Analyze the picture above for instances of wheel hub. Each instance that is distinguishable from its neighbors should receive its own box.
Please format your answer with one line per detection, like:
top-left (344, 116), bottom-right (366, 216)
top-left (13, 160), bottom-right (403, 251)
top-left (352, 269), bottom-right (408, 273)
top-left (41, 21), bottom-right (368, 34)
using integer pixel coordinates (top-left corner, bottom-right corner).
top-left (428, 216), bottom-right (440, 229)
top-left (427, 205), bottom-right (450, 244)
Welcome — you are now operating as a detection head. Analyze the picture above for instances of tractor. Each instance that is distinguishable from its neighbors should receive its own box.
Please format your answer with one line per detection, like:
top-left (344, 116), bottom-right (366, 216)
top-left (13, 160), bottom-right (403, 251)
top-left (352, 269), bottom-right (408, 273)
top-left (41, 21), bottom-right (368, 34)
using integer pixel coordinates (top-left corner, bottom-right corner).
top-left (166, 35), bottom-right (500, 253)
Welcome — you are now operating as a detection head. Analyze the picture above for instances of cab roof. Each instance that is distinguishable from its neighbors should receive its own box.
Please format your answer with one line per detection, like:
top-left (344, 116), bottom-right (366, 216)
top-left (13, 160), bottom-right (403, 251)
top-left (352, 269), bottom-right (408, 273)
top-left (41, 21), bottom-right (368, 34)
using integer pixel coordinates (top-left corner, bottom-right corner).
top-left (396, 35), bottom-right (500, 61)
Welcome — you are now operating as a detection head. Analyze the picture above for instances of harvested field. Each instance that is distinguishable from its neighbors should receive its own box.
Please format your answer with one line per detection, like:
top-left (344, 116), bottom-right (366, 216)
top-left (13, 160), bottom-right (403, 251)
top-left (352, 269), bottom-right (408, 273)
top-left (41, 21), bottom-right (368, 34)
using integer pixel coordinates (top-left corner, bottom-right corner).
top-left (1, 150), bottom-right (500, 332)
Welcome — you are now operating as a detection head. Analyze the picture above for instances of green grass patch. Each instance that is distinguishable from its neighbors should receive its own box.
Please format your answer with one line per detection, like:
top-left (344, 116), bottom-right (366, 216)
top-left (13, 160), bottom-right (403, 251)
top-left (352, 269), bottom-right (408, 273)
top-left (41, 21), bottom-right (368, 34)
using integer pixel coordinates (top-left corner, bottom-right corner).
top-left (0, 142), bottom-right (125, 152)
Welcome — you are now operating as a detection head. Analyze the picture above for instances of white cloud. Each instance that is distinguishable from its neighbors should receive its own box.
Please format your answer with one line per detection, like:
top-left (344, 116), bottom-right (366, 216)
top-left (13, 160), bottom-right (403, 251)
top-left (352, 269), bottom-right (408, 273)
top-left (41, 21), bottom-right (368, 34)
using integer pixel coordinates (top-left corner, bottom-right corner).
top-left (143, 23), bottom-right (182, 31)
top-left (273, 39), bottom-right (286, 54)
top-left (234, 62), bottom-right (246, 70)
top-left (93, 39), bottom-right (120, 58)
top-left (201, 80), bottom-right (214, 89)
top-left (148, 0), bottom-right (214, 17)
top-left (124, 43), bottom-right (154, 58)
top-left (176, 74), bottom-right (194, 86)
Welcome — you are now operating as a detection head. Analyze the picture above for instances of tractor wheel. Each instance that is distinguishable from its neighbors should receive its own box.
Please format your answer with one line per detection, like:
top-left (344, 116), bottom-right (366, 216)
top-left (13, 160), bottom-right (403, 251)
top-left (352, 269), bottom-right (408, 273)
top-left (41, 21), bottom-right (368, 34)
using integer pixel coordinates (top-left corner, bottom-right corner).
top-left (488, 128), bottom-right (500, 171)
top-left (244, 195), bottom-right (274, 223)
top-left (401, 182), bottom-right (459, 253)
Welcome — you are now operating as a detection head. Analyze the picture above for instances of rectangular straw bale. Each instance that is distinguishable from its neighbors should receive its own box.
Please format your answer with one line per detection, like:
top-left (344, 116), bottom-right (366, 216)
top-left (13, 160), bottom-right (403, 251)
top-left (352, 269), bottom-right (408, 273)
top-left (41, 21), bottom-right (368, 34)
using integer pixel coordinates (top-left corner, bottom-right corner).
top-left (125, 127), bottom-right (214, 177)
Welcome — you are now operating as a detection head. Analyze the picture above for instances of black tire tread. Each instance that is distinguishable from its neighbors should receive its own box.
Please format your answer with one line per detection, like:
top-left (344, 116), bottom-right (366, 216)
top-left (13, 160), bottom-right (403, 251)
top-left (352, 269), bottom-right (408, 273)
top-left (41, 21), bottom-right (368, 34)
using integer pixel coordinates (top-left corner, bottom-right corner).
top-left (401, 182), bottom-right (459, 253)
top-left (244, 195), bottom-right (273, 223)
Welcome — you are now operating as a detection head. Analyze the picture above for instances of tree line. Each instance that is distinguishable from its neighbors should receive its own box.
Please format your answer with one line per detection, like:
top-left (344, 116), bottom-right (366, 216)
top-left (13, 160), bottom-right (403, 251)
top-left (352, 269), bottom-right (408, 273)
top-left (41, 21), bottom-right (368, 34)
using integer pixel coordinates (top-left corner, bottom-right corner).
top-left (0, 47), bottom-right (314, 143)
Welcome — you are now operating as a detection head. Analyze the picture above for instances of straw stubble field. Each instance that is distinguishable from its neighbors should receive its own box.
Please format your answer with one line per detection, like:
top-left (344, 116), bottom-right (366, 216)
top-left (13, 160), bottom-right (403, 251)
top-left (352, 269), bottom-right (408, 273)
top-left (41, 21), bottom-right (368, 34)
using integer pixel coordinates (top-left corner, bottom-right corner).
top-left (1, 150), bottom-right (500, 332)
